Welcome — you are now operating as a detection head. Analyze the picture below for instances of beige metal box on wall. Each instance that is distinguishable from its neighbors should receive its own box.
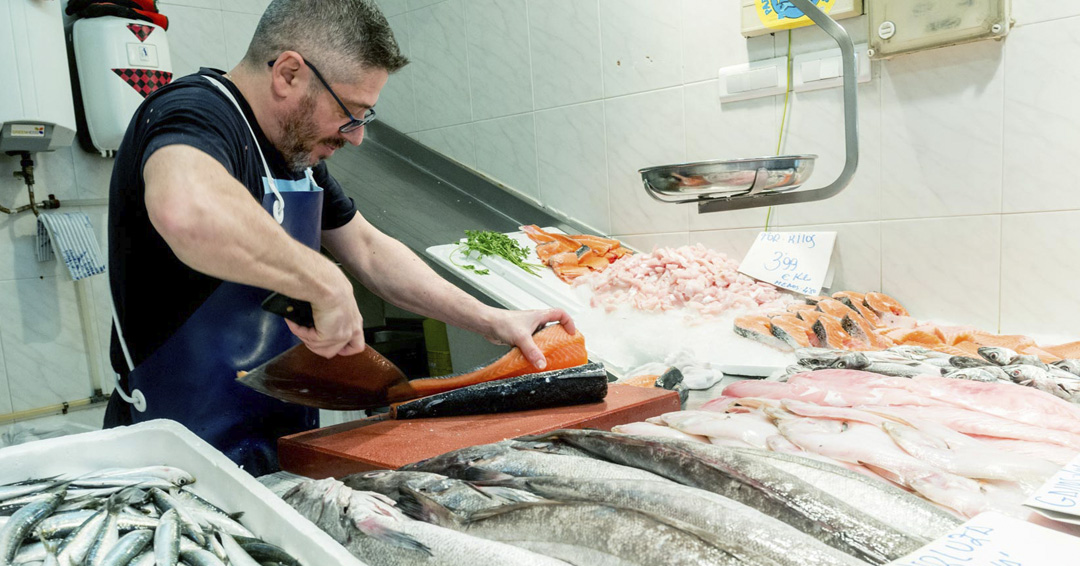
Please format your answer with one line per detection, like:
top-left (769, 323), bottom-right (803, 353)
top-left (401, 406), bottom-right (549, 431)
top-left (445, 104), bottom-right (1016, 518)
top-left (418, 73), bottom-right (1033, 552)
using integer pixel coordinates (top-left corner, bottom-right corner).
top-left (868, 0), bottom-right (1011, 60)
top-left (741, 0), bottom-right (864, 38)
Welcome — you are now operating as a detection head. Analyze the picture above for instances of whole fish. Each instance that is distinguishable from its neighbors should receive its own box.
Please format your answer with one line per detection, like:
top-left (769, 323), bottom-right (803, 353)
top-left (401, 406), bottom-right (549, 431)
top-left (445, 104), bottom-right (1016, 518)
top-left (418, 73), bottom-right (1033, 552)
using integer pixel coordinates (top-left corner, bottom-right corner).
top-left (0, 490), bottom-right (65, 566)
top-left (732, 447), bottom-right (961, 538)
top-left (796, 348), bottom-right (844, 369)
top-left (217, 532), bottom-right (260, 566)
top-left (864, 362), bottom-right (935, 379)
top-left (149, 489), bottom-right (206, 546)
top-left (1054, 359), bottom-right (1080, 377)
top-left (129, 550), bottom-right (155, 566)
top-left (153, 509), bottom-right (180, 566)
top-left (170, 489), bottom-right (253, 539)
top-left (524, 429), bottom-right (918, 564)
top-left (438, 498), bottom-right (742, 565)
top-left (284, 478), bottom-right (571, 566)
top-left (943, 368), bottom-right (1000, 383)
top-left (41, 537), bottom-right (59, 566)
top-left (56, 506), bottom-right (110, 566)
top-left (486, 475), bottom-right (865, 566)
top-left (978, 347), bottom-right (1019, 366)
top-left (99, 530), bottom-right (153, 566)
top-left (403, 441), bottom-right (672, 483)
top-left (1004, 365), bottom-right (1075, 401)
top-left (0, 481), bottom-right (58, 505)
top-left (36, 510), bottom-right (158, 540)
top-left (343, 470), bottom-right (539, 521)
top-left (79, 468), bottom-right (194, 488)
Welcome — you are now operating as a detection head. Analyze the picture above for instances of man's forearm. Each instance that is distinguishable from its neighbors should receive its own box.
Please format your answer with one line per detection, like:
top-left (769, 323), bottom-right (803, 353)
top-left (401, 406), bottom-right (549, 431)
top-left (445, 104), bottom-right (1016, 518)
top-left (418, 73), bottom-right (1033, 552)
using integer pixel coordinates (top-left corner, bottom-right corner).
top-left (324, 217), bottom-right (499, 334)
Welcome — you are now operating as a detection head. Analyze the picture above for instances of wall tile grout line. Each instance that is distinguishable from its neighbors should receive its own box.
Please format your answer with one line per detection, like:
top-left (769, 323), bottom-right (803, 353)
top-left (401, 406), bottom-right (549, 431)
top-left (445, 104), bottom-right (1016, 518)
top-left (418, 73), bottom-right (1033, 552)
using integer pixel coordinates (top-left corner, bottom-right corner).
top-left (523, 0), bottom-right (542, 205)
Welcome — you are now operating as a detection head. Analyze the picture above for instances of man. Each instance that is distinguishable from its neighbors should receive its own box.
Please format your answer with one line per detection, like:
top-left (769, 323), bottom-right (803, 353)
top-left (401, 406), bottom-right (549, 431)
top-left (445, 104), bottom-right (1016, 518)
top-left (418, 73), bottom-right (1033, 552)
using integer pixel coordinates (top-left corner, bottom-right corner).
top-left (105, 0), bottom-right (573, 475)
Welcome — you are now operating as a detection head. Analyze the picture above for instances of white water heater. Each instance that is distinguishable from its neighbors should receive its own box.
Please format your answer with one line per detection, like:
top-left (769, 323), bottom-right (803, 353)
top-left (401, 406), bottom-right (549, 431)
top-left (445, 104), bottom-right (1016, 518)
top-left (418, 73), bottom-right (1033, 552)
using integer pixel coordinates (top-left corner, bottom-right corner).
top-left (72, 16), bottom-right (173, 155)
top-left (0, 0), bottom-right (77, 153)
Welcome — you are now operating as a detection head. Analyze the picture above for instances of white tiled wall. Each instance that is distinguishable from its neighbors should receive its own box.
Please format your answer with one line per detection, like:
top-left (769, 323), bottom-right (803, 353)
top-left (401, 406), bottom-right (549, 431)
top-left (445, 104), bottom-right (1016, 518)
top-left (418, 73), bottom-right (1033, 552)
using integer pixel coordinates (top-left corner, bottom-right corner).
top-left (0, 0), bottom-right (270, 420)
top-left (383, 0), bottom-right (1080, 340)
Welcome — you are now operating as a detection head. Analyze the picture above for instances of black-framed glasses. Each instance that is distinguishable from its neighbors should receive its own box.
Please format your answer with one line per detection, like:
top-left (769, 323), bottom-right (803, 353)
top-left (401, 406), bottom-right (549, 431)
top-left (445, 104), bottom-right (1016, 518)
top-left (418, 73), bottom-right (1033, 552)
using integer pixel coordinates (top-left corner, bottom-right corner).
top-left (267, 57), bottom-right (376, 133)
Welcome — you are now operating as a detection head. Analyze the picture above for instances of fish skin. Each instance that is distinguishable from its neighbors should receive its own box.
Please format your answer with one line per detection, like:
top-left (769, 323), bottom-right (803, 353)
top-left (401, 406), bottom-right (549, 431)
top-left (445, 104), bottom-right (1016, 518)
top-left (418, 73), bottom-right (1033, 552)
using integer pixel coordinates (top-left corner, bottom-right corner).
top-left (402, 441), bottom-right (673, 484)
top-left (1054, 359), bottom-right (1080, 377)
top-left (0, 481), bottom-right (58, 505)
top-left (978, 347), bottom-right (1019, 366)
top-left (0, 491), bottom-right (64, 566)
top-left (454, 500), bottom-right (743, 566)
top-left (949, 356), bottom-right (990, 369)
top-left (342, 470), bottom-right (538, 522)
top-left (230, 536), bottom-right (302, 566)
top-left (128, 550), bottom-right (155, 566)
top-left (180, 548), bottom-right (226, 566)
top-left (217, 532), bottom-right (260, 566)
top-left (99, 530), bottom-right (153, 566)
top-left (284, 478), bottom-right (571, 566)
top-left (391, 363), bottom-right (607, 419)
top-left (1003, 365), bottom-right (1075, 400)
top-left (170, 490), bottom-right (253, 539)
top-left (523, 429), bottom-right (918, 564)
top-left (943, 368), bottom-right (1000, 383)
top-left (729, 447), bottom-right (962, 539)
top-left (56, 506), bottom-right (110, 566)
top-left (733, 317), bottom-right (791, 351)
top-left (488, 475), bottom-right (865, 566)
top-left (1015, 355), bottom-right (1052, 371)
top-left (85, 496), bottom-right (123, 566)
top-left (396, 324), bottom-right (587, 399)
top-left (149, 489), bottom-right (206, 546)
top-left (153, 509), bottom-right (180, 566)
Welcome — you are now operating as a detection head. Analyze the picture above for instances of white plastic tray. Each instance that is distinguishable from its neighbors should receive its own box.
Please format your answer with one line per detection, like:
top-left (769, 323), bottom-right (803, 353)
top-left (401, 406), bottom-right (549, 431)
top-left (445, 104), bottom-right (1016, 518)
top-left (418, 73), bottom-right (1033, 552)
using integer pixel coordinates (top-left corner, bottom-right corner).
top-left (0, 420), bottom-right (367, 566)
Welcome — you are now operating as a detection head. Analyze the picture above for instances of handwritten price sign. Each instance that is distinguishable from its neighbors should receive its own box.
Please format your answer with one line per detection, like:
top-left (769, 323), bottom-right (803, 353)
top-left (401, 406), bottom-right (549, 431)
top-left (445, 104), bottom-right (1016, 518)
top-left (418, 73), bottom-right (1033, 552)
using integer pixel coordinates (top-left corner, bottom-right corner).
top-left (738, 232), bottom-right (837, 296)
top-left (888, 512), bottom-right (1080, 566)
top-left (1025, 453), bottom-right (1080, 525)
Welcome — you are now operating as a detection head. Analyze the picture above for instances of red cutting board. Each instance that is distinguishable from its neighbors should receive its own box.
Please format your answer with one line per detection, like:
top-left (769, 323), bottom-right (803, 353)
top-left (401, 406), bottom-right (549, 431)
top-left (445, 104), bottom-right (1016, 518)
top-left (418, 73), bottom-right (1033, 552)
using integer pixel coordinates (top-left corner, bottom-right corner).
top-left (278, 384), bottom-right (680, 479)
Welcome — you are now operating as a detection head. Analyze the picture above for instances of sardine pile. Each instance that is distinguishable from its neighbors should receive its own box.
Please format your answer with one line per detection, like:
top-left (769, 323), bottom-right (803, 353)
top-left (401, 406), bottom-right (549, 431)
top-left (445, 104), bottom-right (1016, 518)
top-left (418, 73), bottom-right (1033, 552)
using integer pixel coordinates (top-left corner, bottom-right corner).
top-left (284, 434), bottom-right (967, 565)
top-left (0, 466), bottom-right (301, 566)
top-left (770, 345), bottom-right (1080, 403)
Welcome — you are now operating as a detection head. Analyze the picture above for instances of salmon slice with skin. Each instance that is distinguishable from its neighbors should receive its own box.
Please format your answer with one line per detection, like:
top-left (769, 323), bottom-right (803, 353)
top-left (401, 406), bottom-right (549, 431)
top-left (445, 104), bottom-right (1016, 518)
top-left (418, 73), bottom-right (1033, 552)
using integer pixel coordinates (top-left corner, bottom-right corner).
top-left (812, 315), bottom-right (869, 350)
top-left (841, 314), bottom-right (895, 350)
top-left (816, 298), bottom-right (861, 320)
top-left (885, 327), bottom-right (944, 347)
top-left (394, 324), bottom-right (587, 399)
top-left (734, 315), bottom-right (790, 351)
top-left (864, 292), bottom-right (909, 317)
top-left (770, 315), bottom-right (818, 348)
top-left (535, 241), bottom-right (568, 263)
top-left (798, 310), bottom-right (825, 326)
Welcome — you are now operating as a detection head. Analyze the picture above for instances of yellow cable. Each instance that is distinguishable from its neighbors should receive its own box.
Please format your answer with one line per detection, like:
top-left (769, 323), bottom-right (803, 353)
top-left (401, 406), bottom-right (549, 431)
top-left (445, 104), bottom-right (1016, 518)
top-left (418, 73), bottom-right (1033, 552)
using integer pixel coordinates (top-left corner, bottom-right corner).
top-left (765, 30), bottom-right (794, 233)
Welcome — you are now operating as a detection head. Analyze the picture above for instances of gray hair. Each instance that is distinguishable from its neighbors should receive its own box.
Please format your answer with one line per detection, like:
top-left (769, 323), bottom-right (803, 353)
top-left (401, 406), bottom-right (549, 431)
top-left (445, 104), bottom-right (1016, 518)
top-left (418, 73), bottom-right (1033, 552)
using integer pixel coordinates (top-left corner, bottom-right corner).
top-left (242, 0), bottom-right (409, 78)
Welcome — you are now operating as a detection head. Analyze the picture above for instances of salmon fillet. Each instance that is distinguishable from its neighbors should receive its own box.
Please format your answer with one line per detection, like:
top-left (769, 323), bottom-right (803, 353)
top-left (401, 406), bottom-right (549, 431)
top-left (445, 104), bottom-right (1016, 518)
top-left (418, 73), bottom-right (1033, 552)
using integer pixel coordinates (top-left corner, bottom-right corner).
top-left (816, 298), bottom-right (861, 320)
top-left (1019, 345), bottom-right (1063, 364)
top-left (1045, 341), bottom-right (1080, 360)
top-left (885, 327), bottom-right (944, 347)
top-left (399, 324), bottom-right (587, 398)
top-left (971, 333), bottom-right (1037, 352)
top-left (933, 326), bottom-right (978, 346)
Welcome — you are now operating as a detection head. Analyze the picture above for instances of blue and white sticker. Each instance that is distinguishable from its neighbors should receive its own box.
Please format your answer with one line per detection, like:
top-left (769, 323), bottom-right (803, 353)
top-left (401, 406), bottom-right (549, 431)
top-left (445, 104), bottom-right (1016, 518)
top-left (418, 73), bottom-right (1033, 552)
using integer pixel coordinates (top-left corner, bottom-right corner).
top-left (756, 0), bottom-right (835, 31)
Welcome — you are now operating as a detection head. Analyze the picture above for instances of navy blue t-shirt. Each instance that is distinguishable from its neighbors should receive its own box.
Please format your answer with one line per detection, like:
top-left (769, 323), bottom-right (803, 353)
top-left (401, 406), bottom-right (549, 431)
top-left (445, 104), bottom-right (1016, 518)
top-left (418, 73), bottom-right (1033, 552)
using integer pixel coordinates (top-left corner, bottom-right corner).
top-left (108, 68), bottom-right (357, 373)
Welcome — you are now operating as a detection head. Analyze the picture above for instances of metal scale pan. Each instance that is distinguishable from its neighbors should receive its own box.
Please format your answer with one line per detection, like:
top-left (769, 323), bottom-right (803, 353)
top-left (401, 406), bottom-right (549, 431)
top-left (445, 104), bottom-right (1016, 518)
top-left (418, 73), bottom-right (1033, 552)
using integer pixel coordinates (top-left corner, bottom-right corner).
top-left (641, 0), bottom-right (859, 214)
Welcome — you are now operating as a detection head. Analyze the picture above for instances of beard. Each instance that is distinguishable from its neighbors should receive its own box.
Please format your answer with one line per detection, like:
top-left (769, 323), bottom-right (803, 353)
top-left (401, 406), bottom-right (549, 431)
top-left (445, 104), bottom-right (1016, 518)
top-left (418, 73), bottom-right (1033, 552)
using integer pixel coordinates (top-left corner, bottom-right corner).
top-left (278, 94), bottom-right (347, 172)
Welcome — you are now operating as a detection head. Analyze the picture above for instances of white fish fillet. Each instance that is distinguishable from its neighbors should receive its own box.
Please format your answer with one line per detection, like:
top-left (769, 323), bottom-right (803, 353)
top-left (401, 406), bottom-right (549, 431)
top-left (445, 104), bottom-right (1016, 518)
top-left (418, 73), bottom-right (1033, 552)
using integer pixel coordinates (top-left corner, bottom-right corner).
top-left (611, 422), bottom-right (709, 443)
top-left (652, 410), bottom-right (779, 449)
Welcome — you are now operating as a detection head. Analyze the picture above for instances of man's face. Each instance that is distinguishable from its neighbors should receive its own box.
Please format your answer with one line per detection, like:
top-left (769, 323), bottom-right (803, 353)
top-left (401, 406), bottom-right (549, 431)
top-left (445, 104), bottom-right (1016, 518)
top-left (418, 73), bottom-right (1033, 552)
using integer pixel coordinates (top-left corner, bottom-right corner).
top-left (277, 65), bottom-right (389, 171)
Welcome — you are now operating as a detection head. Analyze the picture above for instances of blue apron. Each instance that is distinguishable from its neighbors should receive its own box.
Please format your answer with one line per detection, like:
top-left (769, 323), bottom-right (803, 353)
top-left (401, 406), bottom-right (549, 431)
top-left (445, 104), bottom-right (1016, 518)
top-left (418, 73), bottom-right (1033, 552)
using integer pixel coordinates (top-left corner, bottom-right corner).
top-left (109, 75), bottom-right (321, 476)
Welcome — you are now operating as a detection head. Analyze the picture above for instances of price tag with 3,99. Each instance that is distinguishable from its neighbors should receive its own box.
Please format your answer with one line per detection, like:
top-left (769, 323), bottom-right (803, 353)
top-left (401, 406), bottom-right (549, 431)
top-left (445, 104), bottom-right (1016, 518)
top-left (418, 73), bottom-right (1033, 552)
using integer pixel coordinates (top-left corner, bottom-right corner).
top-left (888, 512), bottom-right (1080, 566)
top-left (737, 231), bottom-right (837, 296)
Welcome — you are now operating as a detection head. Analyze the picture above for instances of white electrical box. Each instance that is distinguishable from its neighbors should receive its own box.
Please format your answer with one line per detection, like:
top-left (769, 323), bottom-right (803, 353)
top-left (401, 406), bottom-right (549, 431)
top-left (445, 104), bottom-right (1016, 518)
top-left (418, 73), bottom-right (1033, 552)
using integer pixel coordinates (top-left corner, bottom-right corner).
top-left (868, 0), bottom-right (1011, 60)
top-left (72, 17), bottom-right (174, 155)
top-left (0, 0), bottom-right (77, 153)
top-left (718, 56), bottom-right (790, 103)
top-left (792, 43), bottom-right (872, 93)
top-left (742, 0), bottom-right (864, 38)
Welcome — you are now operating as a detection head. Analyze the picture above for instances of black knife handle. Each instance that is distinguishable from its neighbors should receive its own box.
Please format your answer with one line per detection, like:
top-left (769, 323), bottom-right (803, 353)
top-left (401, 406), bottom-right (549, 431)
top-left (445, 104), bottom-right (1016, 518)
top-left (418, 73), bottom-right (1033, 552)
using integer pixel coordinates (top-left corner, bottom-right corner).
top-left (261, 292), bottom-right (315, 328)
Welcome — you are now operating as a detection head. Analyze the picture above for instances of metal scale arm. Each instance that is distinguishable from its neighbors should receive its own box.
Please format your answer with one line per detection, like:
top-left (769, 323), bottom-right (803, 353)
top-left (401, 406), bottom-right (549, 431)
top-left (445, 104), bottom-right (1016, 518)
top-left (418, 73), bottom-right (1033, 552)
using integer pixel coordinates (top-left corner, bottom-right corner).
top-left (644, 0), bottom-right (860, 214)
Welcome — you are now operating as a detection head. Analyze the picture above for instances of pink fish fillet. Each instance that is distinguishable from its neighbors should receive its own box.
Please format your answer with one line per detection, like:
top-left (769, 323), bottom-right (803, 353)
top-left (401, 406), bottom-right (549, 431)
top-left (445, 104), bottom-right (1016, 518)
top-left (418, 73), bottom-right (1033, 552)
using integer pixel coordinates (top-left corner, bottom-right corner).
top-left (611, 421), bottom-right (709, 444)
top-left (765, 433), bottom-right (897, 484)
top-left (766, 372), bottom-right (953, 408)
top-left (777, 416), bottom-right (990, 518)
top-left (967, 436), bottom-right (1080, 467)
top-left (905, 375), bottom-right (1080, 436)
top-left (861, 405), bottom-right (1080, 451)
top-left (652, 410), bottom-right (779, 449)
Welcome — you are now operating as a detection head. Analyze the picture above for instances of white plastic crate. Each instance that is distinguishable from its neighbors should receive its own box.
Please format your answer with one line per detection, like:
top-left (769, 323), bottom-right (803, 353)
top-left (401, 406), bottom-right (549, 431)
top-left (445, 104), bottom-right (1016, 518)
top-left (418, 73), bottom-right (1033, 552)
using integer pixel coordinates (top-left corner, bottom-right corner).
top-left (0, 419), bottom-right (366, 566)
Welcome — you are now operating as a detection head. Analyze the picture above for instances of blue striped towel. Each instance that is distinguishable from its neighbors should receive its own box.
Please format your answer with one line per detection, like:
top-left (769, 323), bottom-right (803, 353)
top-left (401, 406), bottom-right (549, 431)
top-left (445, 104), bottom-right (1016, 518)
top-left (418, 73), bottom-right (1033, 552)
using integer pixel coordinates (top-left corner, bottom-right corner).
top-left (36, 212), bottom-right (106, 281)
